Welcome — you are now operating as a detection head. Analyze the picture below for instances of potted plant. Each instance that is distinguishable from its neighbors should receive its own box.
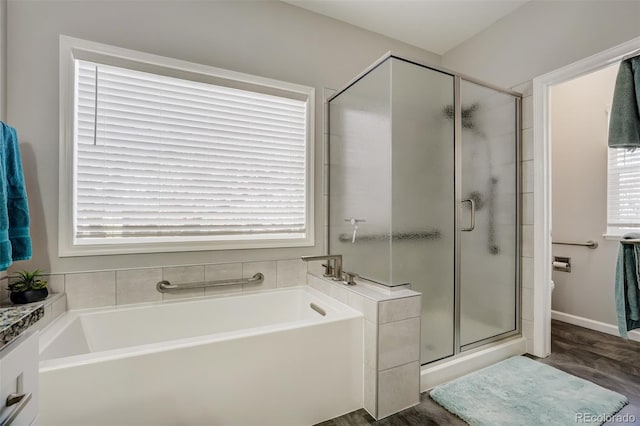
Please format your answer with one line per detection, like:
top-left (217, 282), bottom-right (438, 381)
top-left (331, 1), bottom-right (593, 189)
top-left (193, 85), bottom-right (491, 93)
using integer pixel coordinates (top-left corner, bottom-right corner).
top-left (8, 270), bottom-right (48, 304)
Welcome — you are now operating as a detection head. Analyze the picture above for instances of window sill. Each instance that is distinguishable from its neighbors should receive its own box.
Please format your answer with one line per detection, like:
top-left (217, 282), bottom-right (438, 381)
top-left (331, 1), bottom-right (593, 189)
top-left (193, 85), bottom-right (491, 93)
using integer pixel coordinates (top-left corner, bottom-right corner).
top-left (603, 233), bottom-right (640, 241)
top-left (59, 235), bottom-right (315, 257)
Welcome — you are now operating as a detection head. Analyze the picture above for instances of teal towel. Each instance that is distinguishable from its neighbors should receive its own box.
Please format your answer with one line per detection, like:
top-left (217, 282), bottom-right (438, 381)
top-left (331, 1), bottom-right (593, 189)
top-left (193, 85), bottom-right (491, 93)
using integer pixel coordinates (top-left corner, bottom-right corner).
top-left (0, 122), bottom-right (31, 270)
top-left (615, 232), bottom-right (640, 337)
top-left (608, 57), bottom-right (640, 149)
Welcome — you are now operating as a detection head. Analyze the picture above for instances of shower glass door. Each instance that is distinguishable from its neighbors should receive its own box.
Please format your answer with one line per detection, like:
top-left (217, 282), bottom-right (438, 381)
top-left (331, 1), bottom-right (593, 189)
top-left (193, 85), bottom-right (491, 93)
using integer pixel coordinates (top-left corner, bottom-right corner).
top-left (328, 55), bottom-right (521, 365)
top-left (458, 79), bottom-right (519, 348)
top-left (391, 59), bottom-right (455, 364)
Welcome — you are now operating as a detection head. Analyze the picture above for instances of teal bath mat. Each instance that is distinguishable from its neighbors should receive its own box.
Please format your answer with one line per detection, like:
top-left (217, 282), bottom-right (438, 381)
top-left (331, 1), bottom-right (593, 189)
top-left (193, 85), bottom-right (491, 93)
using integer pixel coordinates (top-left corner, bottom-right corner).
top-left (430, 356), bottom-right (628, 425)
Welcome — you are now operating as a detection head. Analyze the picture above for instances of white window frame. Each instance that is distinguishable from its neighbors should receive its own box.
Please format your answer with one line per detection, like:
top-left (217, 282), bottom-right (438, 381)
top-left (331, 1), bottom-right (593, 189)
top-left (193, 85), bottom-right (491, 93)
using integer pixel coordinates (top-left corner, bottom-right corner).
top-left (605, 104), bottom-right (640, 238)
top-left (59, 35), bottom-right (314, 256)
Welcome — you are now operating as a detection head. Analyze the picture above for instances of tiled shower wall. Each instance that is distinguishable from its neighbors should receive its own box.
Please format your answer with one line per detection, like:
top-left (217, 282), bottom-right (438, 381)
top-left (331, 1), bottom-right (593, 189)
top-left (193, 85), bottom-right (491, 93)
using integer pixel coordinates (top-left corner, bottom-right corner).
top-left (1, 259), bottom-right (309, 310)
top-left (512, 81), bottom-right (534, 353)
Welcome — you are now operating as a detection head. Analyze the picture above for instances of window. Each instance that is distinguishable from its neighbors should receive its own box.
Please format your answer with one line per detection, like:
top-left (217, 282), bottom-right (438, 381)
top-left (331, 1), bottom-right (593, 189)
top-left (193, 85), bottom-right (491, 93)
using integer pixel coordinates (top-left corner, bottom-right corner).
top-left (607, 148), bottom-right (640, 235)
top-left (59, 36), bottom-right (314, 255)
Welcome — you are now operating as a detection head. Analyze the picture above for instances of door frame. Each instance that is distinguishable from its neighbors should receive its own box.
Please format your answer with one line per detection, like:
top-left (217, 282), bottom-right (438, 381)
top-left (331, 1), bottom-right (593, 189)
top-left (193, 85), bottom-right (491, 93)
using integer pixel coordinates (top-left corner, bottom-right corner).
top-left (531, 36), bottom-right (640, 357)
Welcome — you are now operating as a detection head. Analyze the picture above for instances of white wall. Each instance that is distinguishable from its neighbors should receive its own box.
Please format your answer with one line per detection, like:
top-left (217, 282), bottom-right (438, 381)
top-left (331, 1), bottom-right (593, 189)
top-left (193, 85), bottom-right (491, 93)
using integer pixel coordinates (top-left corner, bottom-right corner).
top-left (550, 64), bottom-right (619, 326)
top-left (5, 0), bottom-right (440, 273)
top-left (441, 1), bottom-right (640, 88)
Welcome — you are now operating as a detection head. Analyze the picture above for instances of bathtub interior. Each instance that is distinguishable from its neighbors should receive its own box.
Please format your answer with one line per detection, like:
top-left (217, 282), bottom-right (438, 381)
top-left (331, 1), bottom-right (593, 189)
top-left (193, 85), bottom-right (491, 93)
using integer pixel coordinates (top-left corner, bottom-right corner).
top-left (40, 286), bottom-right (359, 364)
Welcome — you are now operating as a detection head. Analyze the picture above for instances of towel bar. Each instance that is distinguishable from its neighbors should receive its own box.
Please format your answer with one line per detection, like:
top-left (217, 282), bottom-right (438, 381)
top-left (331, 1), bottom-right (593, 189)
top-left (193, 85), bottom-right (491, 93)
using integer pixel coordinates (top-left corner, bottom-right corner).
top-left (156, 273), bottom-right (264, 293)
top-left (620, 239), bottom-right (640, 245)
top-left (552, 240), bottom-right (598, 249)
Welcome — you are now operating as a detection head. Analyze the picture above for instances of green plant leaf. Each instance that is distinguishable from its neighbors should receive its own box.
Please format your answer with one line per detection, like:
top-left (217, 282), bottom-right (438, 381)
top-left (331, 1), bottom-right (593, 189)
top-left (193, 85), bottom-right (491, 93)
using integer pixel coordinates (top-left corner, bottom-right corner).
top-left (9, 269), bottom-right (47, 292)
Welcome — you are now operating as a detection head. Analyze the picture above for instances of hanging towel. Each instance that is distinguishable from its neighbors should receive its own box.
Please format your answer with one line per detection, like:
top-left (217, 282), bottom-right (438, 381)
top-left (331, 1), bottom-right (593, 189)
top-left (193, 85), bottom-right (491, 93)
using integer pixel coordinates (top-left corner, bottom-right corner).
top-left (615, 232), bottom-right (640, 337)
top-left (608, 56), bottom-right (640, 149)
top-left (0, 122), bottom-right (31, 270)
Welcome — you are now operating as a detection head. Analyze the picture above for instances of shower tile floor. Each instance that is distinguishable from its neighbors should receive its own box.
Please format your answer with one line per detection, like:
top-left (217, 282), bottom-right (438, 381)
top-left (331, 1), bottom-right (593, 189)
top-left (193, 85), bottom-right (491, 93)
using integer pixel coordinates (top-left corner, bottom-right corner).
top-left (317, 320), bottom-right (640, 425)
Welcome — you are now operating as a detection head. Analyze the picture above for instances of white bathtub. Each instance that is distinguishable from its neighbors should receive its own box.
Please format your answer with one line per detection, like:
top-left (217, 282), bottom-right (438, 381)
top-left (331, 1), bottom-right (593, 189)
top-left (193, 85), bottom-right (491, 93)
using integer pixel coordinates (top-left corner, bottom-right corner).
top-left (38, 286), bottom-right (364, 426)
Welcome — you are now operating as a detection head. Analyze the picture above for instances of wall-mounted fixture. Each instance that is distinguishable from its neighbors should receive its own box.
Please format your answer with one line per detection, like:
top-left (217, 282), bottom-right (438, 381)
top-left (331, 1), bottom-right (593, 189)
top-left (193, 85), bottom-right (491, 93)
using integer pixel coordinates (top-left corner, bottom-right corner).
top-left (553, 256), bottom-right (571, 272)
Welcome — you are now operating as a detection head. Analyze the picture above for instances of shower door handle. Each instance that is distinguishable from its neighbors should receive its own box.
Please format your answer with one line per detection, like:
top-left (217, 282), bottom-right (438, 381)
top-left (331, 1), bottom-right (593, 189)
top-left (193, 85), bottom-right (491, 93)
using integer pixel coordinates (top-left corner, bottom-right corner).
top-left (461, 199), bottom-right (476, 232)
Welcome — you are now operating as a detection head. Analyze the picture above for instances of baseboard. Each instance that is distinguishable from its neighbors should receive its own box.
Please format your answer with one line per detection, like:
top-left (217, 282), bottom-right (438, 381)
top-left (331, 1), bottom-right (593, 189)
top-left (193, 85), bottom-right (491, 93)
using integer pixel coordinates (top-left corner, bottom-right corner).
top-left (551, 310), bottom-right (640, 342)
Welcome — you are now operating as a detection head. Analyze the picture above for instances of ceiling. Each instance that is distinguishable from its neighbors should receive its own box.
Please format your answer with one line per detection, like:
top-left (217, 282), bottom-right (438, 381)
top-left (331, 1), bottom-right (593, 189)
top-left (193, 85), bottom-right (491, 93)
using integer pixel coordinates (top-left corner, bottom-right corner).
top-left (283, 0), bottom-right (529, 55)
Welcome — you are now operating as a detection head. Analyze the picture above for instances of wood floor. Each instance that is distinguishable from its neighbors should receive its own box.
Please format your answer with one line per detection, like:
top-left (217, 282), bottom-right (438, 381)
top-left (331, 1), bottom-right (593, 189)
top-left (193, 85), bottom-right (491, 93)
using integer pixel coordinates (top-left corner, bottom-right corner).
top-left (317, 320), bottom-right (640, 425)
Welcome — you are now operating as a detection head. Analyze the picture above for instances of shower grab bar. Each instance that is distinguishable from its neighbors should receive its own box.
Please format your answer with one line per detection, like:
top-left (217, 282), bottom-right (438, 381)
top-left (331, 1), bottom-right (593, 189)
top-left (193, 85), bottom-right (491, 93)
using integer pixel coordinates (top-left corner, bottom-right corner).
top-left (337, 230), bottom-right (441, 243)
top-left (156, 273), bottom-right (264, 293)
top-left (552, 240), bottom-right (599, 249)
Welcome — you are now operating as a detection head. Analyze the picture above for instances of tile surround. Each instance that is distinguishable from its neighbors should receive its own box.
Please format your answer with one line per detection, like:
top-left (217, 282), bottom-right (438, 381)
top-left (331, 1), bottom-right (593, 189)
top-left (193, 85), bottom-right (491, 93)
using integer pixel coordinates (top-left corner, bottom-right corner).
top-left (377, 361), bottom-right (420, 419)
top-left (65, 271), bottom-right (116, 309)
top-left (116, 268), bottom-right (162, 305)
top-left (378, 317), bottom-right (420, 370)
top-left (204, 263), bottom-right (243, 296)
top-left (43, 274), bottom-right (65, 295)
top-left (276, 259), bottom-right (307, 288)
top-left (52, 258), bottom-right (308, 310)
top-left (379, 296), bottom-right (421, 324)
top-left (513, 81), bottom-right (535, 353)
top-left (308, 272), bottom-right (421, 420)
top-left (162, 265), bottom-right (205, 300)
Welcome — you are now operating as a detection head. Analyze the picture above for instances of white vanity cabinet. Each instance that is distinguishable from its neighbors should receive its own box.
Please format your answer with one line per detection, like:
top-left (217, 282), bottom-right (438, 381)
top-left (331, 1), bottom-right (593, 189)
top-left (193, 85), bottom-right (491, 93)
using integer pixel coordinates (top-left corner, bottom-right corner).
top-left (0, 331), bottom-right (39, 426)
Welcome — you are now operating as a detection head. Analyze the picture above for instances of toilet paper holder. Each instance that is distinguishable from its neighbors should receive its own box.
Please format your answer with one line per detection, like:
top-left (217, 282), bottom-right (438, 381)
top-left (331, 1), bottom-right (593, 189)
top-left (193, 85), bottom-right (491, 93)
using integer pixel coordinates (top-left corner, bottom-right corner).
top-left (553, 256), bottom-right (571, 272)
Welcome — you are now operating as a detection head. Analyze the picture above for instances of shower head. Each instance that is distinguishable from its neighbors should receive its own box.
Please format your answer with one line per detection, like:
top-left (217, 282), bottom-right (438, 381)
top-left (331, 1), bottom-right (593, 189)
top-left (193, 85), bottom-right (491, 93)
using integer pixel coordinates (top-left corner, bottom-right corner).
top-left (442, 103), bottom-right (479, 131)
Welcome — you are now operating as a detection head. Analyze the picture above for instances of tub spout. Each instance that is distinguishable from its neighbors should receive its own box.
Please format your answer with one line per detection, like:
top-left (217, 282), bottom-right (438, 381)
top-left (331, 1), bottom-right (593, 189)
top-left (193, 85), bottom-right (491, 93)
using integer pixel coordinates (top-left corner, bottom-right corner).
top-left (301, 255), bottom-right (342, 280)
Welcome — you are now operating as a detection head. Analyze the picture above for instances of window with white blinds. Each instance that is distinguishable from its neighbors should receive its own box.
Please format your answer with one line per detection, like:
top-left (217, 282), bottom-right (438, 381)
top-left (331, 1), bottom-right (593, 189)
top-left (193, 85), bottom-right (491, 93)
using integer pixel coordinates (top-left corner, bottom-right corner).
top-left (608, 148), bottom-right (640, 234)
top-left (60, 37), bottom-right (314, 255)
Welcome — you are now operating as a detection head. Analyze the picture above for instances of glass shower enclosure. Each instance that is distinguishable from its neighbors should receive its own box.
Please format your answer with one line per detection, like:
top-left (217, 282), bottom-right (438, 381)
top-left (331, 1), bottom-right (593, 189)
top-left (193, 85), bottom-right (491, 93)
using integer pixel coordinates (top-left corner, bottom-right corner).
top-left (328, 55), bottom-right (520, 364)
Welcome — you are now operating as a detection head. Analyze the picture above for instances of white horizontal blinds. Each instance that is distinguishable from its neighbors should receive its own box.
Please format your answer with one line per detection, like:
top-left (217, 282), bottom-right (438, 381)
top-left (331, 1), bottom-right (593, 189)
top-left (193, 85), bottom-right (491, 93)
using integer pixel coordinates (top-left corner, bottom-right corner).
top-left (608, 148), bottom-right (640, 231)
top-left (74, 59), bottom-right (307, 242)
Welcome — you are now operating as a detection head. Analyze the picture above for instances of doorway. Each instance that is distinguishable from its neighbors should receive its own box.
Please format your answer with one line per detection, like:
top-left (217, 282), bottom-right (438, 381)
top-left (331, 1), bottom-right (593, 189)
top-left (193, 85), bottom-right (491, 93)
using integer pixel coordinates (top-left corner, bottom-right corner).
top-left (532, 37), bottom-right (640, 357)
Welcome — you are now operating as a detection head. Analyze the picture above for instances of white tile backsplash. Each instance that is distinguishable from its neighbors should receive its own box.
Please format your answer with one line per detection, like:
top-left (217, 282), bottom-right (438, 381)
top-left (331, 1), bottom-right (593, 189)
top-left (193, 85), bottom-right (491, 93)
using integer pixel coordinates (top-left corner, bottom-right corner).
top-left (116, 268), bottom-right (162, 305)
top-left (276, 259), bottom-right (307, 288)
top-left (65, 271), bottom-right (116, 309)
top-left (32, 258), bottom-right (313, 313)
top-left (307, 260), bottom-right (326, 277)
